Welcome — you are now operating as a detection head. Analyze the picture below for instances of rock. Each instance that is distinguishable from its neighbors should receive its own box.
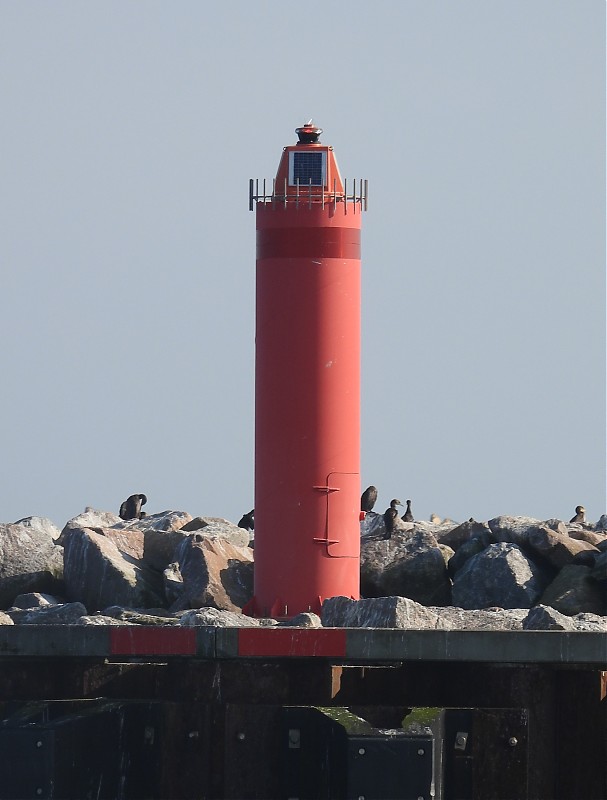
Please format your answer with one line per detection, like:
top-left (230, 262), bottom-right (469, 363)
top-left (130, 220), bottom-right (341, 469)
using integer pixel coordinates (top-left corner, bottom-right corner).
top-left (278, 612), bottom-right (322, 628)
top-left (360, 511), bottom-right (386, 538)
top-left (187, 521), bottom-right (250, 548)
top-left (63, 528), bottom-right (164, 611)
top-left (114, 510), bottom-right (193, 532)
top-left (0, 523), bottom-right (64, 608)
top-left (567, 528), bottom-right (607, 547)
top-left (590, 551), bottom-right (607, 581)
top-left (178, 608), bottom-right (261, 627)
top-left (13, 516), bottom-right (61, 541)
top-left (7, 602), bottom-right (87, 625)
top-left (487, 516), bottom-right (566, 547)
top-left (0, 612), bottom-right (14, 625)
top-left (432, 519), bottom-right (490, 551)
top-left (595, 514), bottom-right (607, 531)
top-left (437, 544), bottom-right (455, 567)
top-left (10, 592), bottom-right (61, 609)
top-left (143, 529), bottom-right (189, 572)
top-left (59, 508), bottom-right (122, 543)
top-left (523, 604), bottom-right (606, 632)
top-left (180, 516), bottom-right (234, 532)
top-left (321, 595), bottom-right (442, 629)
top-left (447, 537), bottom-right (489, 577)
top-left (77, 615), bottom-right (126, 625)
top-left (163, 562), bottom-right (184, 605)
top-left (172, 536), bottom-right (254, 613)
top-left (527, 525), bottom-right (599, 569)
top-left (540, 565), bottom-right (606, 616)
top-left (361, 530), bottom-right (451, 605)
top-left (96, 528), bottom-right (145, 560)
top-left (99, 607), bottom-right (179, 625)
top-left (427, 606), bottom-right (528, 631)
top-left (451, 543), bottom-right (548, 610)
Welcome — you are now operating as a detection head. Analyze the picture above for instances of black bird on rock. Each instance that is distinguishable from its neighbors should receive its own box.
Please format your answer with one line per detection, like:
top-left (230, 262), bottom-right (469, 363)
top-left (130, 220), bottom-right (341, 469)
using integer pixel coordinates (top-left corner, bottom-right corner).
top-left (238, 510), bottom-right (255, 531)
top-left (402, 499), bottom-right (414, 522)
top-left (361, 485), bottom-right (378, 513)
top-left (569, 505), bottom-right (586, 524)
top-left (383, 499), bottom-right (403, 539)
top-left (119, 493), bottom-right (147, 521)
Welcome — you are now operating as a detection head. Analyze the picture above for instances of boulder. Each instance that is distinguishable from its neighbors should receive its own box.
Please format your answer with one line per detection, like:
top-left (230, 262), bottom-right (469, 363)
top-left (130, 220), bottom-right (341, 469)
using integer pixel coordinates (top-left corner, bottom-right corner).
top-left (13, 517), bottom-right (61, 541)
top-left (172, 535), bottom-right (254, 613)
top-left (63, 528), bottom-right (164, 611)
top-left (487, 516), bottom-right (566, 547)
top-left (567, 528), bottom-right (607, 547)
top-left (0, 612), bottom-right (14, 625)
top-left (142, 518), bottom-right (249, 572)
top-left (10, 592), bottom-right (61, 609)
top-left (96, 528), bottom-right (144, 560)
top-left (527, 526), bottom-right (599, 569)
top-left (100, 607), bottom-right (179, 625)
top-left (594, 514), bottom-right (607, 531)
top-left (321, 595), bottom-right (442, 629)
top-left (360, 511), bottom-right (386, 538)
top-left (7, 602), bottom-right (87, 625)
top-left (590, 551), bottom-right (607, 581)
top-left (59, 508), bottom-right (122, 542)
top-left (447, 537), bottom-right (489, 577)
top-left (163, 562), bottom-right (184, 605)
top-left (143, 529), bottom-right (189, 572)
top-left (361, 530), bottom-right (451, 605)
top-left (186, 521), bottom-right (250, 548)
top-left (431, 519), bottom-right (490, 551)
top-left (523, 604), bottom-right (606, 632)
top-left (114, 510), bottom-right (193, 532)
top-left (451, 543), bottom-right (548, 610)
top-left (77, 615), bottom-right (125, 626)
top-left (539, 565), bottom-right (606, 616)
top-left (178, 608), bottom-right (262, 627)
top-left (180, 516), bottom-right (235, 532)
top-left (427, 606), bottom-right (528, 631)
top-left (278, 612), bottom-right (322, 628)
top-left (0, 523), bottom-right (64, 608)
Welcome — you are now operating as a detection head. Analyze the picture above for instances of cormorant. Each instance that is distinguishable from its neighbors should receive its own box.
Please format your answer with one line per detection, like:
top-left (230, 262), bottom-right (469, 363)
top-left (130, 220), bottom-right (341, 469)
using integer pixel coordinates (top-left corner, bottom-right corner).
top-left (238, 510), bottom-right (255, 531)
top-left (402, 499), bottom-right (414, 523)
top-left (119, 494), bottom-right (147, 521)
top-left (361, 485), bottom-right (378, 512)
top-left (383, 499), bottom-right (403, 539)
top-left (569, 505), bottom-right (586, 524)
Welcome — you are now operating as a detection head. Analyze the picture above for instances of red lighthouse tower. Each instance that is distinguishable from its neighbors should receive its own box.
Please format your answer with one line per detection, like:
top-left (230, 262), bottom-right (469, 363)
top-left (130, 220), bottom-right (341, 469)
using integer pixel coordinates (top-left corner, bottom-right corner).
top-left (248, 122), bottom-right (367, 617)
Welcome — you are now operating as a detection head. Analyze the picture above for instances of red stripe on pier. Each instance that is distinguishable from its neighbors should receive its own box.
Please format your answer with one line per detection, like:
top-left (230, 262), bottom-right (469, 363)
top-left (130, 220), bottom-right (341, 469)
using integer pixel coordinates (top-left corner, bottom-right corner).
top-left (238, 628), bottom-right (347, 657)
top-left (110, 627), bottom-right (196, 656)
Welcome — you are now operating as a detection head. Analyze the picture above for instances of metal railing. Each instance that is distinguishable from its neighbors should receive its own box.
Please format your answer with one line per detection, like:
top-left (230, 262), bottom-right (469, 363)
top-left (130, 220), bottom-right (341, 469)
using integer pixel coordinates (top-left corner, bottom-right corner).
top-left (249, 178), bottom-right (368, 212)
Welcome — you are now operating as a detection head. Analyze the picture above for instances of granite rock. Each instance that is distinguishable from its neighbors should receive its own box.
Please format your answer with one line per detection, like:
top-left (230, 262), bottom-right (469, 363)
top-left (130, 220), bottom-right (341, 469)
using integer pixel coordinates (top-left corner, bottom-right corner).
top-left (452, 543), bottom-right (548, 610)
top-left (63, 528), bottom-right (164, 611)
top-left (539, 565), bottom-right (606, 616)
top-left (172, 535), bottom-right (254, 613)
top-left (0, 522), bottom-right (64, 608)
top-left (523, 604), bottom-right (606, 632)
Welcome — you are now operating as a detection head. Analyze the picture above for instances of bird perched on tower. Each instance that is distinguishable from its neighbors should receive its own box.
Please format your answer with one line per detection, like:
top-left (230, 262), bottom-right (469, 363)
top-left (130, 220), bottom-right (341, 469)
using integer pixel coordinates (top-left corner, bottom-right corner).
top-left (361, 485), bottom-right (378, 513)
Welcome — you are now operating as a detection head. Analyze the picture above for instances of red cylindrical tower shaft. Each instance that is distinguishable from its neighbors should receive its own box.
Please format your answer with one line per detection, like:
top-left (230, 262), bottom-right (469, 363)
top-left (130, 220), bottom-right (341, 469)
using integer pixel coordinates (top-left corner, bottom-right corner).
top-left (249, 123), bottom-right (367, 617)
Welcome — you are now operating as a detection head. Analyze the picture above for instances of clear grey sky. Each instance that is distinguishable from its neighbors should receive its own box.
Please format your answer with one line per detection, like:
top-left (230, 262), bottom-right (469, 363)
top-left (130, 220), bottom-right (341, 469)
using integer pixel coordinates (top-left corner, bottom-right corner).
top-left (1, 1), bottom-right (604, 528)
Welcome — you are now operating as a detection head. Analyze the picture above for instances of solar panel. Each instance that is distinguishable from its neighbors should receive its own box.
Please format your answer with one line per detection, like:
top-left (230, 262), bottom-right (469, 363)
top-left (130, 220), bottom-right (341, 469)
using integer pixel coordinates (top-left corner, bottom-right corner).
top-left (290, 151), bottom-right (325, 186)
